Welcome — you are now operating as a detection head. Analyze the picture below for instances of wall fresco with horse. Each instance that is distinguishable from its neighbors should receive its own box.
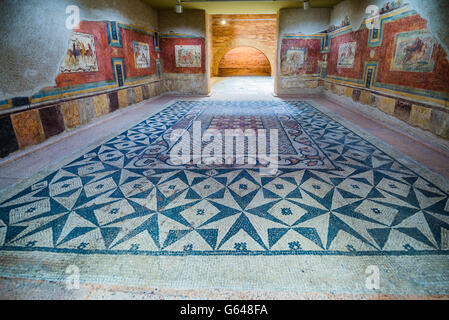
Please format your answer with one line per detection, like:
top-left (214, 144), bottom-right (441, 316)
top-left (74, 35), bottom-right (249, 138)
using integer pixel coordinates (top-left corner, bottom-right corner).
top-left (35, 20), bottom-right (159, 104)
top-left (159, 36), bottom-right (206, 74)
top-left (390, 29), bottom-right (435, 73)
top-left (61, 32), bottom-right (98, 73)
top-left (326, 4), bottom-right (449, 108)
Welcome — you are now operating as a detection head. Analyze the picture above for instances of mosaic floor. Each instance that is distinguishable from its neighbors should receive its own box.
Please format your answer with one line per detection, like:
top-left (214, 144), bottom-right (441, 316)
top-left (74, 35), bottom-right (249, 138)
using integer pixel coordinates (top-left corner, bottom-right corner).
top-left (1, 100), bottom-right (449, 257)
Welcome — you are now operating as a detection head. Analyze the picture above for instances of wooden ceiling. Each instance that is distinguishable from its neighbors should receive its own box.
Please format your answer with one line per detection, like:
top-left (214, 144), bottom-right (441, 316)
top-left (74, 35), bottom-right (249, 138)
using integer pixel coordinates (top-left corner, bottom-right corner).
top-left (142, 0), bottom-right (344, 14)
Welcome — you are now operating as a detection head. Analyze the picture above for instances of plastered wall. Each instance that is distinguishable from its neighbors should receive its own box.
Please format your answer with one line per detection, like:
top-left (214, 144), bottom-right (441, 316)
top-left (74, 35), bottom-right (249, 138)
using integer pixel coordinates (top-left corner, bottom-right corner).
top-left (276, 0), bottom-right (449, 140)
top-left (0, 0), bottom-right (164, 158)
top-left (330, 0), bottom-right (449, 54)
top-left (324, 0), bottom-right (449, 139)
top-left (276, 8), bottom-right (331, 94)
top-left (0, 0), bottom-right (158, 101)
top-left (158, 9), bottom-right (209, 95)
top-left (0, 3), bottom-right (212, 158)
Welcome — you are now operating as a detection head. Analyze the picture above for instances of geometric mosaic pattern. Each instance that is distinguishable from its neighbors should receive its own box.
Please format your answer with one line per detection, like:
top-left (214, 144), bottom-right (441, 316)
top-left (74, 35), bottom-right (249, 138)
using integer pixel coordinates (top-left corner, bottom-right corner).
top-left (0, 100), bottom-right (449, 256)
top-left (132, 100), bottom-right (336, 170)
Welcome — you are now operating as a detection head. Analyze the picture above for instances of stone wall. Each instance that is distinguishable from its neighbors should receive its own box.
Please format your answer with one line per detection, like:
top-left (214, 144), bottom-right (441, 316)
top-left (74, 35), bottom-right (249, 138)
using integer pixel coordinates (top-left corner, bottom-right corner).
top-left (0, 81), bottom-right (164, 158)
top-left (324, 83), bottom-right (449, 141)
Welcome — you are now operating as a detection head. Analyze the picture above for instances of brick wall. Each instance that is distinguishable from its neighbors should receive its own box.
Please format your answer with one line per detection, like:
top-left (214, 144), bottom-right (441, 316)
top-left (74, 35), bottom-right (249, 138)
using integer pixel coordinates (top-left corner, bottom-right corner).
top-left (218, 47), bottom-right (271, 76)
top-left (211, 14), bottom-right (277, 77)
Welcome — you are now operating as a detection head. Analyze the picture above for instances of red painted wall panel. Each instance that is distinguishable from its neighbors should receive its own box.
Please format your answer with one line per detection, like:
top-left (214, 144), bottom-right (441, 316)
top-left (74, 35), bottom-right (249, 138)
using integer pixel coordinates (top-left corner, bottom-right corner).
top-left (55, 21), bottom-right (113, 88)
top-left (53, 21), bottom-right (158, 90)
top-left (327, 29), bottom-right (368, 81)
top-left (327, 14), bottom-right (449, 94)
top-left (121, 28), bottom-right (157, 79)
top-left (376, 14), bottom-right (449, 92)
top-left (280, 38), bottom-right (323, 75)
top-left (160, 37), bottom-right (206, 74)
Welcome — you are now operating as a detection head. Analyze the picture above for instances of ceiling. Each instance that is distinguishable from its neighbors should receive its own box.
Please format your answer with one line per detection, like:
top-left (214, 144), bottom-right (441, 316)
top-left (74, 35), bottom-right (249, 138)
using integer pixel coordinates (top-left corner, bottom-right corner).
top-left (142, 0), bottom-right (344, 14)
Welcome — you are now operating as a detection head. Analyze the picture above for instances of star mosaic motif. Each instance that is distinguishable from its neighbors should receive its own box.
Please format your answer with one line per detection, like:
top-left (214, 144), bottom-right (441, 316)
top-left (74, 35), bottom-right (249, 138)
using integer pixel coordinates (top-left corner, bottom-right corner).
top-left (0, 100), bottom-right (448, 255)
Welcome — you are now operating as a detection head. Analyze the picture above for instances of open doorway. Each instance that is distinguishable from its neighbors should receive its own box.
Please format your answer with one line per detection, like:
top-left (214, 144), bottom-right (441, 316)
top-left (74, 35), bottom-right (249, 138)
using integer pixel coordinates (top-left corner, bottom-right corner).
top-left (208, 14), bottom-right (277, 97)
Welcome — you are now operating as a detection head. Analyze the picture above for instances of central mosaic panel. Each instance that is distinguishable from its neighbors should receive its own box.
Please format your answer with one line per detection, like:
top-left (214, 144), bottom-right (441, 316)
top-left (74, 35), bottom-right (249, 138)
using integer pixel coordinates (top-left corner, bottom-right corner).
top-left (131, 101), bottom-right (336, 170)
top-left (0, 100), bottom-right (448, 257)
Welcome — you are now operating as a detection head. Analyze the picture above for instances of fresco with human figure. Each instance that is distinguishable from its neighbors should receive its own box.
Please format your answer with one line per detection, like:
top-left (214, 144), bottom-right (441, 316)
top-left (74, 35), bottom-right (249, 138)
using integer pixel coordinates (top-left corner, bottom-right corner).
top-left (337, 42), bottom-right (356, 68)
top-left (281, 48), bottom-right (307, 75)
top-left (133, 41), bottom-right (151, 69)
top-left (391, 29), bottom-right (435, 72)
top-left (61, 32), bottom-right (98, 73)
top-left (175, 45), bottom-right (202, 68)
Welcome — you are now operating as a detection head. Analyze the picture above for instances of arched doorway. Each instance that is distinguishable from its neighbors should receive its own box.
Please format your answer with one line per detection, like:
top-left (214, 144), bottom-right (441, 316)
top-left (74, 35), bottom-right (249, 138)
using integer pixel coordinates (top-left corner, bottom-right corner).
top-left (218, 47), bottom-right (271, 77)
